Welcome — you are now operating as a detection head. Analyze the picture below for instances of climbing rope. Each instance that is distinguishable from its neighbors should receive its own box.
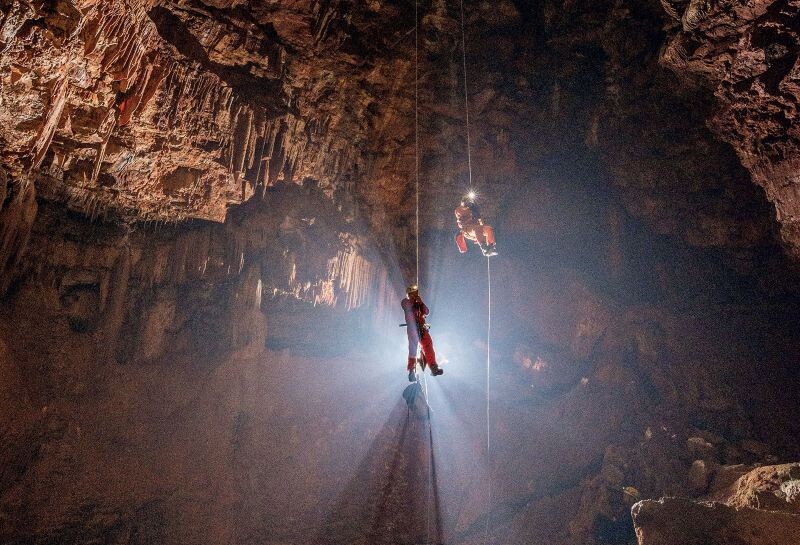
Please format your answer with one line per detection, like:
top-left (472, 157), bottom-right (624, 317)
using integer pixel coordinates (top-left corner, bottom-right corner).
top-left (414, 0), bottom-right (421, 286)
top-left (408, 6), bottom-right (438, 542)
top-left (485, 256), bottom-right (493, 545)
top-left (413, 0), bottom-right (426, 403)
top-left (458, 0), bottom-right (474, 189)
top-left (415, 15), bottom-right (439, 543)
top-left (457, 0), bottom-right (493, 542)
top-left (486, 259), bottom-right (491, 453)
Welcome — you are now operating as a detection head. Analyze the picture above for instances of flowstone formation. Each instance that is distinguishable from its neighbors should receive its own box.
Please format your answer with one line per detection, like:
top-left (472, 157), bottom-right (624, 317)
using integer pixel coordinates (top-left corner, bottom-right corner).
top-left (1, 1), bottom-right (800, 545)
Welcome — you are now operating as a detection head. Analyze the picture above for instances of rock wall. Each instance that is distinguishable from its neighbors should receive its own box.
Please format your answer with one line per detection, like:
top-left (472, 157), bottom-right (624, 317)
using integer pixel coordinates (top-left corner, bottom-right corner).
top-left (661, 0), bottom-right (800, 258)
top-left (1, 182), bottom-right (388, 366)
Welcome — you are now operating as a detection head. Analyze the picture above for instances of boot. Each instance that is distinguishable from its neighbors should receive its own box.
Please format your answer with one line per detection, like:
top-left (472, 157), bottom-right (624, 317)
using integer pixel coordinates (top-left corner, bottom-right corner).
top-left (482, 242), bottom-right (498, 257)
top-left (429, 363), bottom-right (444, 376)
top-left (408, 370), bottom-right (417, 382)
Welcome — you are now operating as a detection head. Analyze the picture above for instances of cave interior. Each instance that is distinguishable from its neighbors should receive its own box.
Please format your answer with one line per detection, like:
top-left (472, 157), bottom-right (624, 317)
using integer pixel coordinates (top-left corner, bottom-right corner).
top-left (2, 0), bottom-right (800, 544)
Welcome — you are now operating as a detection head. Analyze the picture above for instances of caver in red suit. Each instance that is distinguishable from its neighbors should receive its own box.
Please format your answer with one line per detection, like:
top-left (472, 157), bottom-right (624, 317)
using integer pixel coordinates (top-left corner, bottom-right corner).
top-left (454, 196), bottom-right (498, 257)
top-left (401, 285), bottom-right (443, 381)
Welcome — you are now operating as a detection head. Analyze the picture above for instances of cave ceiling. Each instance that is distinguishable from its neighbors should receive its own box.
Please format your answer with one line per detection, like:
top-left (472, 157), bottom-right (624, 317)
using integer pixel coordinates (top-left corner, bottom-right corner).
top-left (1, 0), bottom-right (798, 271)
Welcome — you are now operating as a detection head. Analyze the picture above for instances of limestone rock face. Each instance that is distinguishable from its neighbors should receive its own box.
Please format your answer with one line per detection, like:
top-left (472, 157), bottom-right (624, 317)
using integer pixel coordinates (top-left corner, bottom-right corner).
top-left (711, 463), bottom-right (800, 514)
top-left (633, 464), bottom-right (800, 545)
top-left (2, 181), bottom-right (385, 364)
top-left (632, 497), bottom-right (800, 545)
top-left (661, 0), bottom-right (800, 257)
top-left (0, 0), bottom-right (412, 224)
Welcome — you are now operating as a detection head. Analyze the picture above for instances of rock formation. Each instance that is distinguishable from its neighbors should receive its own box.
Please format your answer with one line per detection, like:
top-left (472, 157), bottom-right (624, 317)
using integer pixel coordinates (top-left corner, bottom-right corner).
top-left (661, 0), bottom-right (800, 258)
top-left (633, 463), bottom-right (800, 545)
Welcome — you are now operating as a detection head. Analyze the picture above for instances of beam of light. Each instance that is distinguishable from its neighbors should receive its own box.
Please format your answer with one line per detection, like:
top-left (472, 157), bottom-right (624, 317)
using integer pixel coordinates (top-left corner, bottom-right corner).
top-left (326, 196), bottom-right (496, 539)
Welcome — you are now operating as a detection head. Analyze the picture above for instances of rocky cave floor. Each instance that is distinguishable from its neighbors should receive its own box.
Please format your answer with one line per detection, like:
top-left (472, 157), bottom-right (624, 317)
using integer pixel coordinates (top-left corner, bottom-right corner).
top-left (2, 0), bottom-right (800, 544)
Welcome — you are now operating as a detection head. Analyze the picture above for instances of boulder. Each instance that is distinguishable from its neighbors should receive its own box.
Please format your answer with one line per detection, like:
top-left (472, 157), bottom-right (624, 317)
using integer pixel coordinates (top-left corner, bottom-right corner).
top-left (632, 497), bottom-right (800, 545)
top-left (634, 464), bottom-right (800, 544)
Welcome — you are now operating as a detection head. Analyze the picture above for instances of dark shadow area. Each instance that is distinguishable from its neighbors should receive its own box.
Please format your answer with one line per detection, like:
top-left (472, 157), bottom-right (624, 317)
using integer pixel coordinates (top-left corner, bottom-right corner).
top-left (315, 396), bottom-right (443, 545)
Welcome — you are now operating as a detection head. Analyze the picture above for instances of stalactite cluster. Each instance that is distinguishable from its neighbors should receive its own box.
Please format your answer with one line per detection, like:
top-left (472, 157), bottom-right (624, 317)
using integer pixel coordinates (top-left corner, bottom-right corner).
top-left (0, 0), bottom-right (403, 228)
top-left (6, 185), bottom-right (386, 366)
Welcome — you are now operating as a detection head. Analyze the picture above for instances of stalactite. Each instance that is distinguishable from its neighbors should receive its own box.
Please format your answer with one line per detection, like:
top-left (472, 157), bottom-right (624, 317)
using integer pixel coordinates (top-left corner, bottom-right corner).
top-left (326, 246), bottom-right (377, 311)
top-left (90, 109), bottom-right (118, 185)
top-left (3, 0), bottom-right (375, 225)
top-left (265, 120), bottom-right (280, 160)
top-left (313, 1), bottom-right (339, 44)
top-left (0, 178), bottom-right (37, 295)
top-left (165, 229), bottom-right (213, 285)
top-left (314, 279), bottom-right (337, 307)
top-left (232, 108), bottom-right (254, 178)
top-left (118, 64), bottom-right (153, 126)
top-left (31, 76), bottom-right (70, 170)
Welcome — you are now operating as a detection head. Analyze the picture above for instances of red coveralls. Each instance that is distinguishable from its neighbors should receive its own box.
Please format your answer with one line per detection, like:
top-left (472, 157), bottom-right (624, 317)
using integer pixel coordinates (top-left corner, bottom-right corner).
top-left (401, 296), bottom-right (437, 371)
top-left (454, 204), bottom-right (496, 253)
